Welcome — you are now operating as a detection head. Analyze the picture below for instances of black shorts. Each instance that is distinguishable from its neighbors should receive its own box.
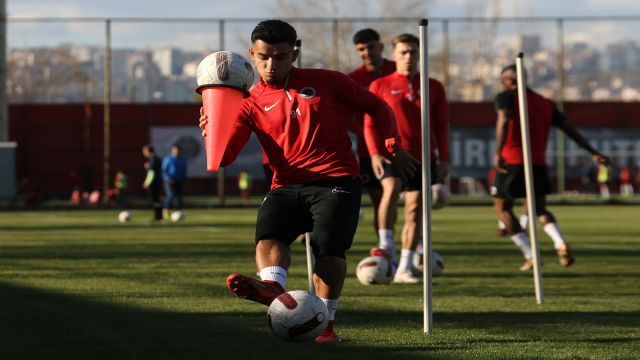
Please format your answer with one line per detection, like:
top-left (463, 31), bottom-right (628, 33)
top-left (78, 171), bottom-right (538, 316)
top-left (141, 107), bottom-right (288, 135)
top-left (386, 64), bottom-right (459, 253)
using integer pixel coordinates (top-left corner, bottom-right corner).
top-left (491, 164), bottom-right (551, 199)
top-left (359, 157), bottom-right (396, 189)
top-left (403, 162), bottom-right (438, 191)
top-left (255, 176), bottom-right (362, 259)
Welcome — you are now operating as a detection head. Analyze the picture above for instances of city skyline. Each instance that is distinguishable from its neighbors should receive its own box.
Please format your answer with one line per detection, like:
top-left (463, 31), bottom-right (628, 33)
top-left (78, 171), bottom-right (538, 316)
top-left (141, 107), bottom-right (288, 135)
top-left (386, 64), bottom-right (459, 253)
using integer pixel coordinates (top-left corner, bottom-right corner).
top-left (8, 32), bottom-right (640, 104)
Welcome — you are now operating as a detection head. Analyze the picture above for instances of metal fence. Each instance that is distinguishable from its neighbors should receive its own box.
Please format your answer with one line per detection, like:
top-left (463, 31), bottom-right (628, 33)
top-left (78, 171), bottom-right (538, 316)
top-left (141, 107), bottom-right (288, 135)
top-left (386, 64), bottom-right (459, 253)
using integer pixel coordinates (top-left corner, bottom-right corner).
top-left (7, 16), bottom-right (640, 199)
top-left (8, 16), bottom-right (640, 104)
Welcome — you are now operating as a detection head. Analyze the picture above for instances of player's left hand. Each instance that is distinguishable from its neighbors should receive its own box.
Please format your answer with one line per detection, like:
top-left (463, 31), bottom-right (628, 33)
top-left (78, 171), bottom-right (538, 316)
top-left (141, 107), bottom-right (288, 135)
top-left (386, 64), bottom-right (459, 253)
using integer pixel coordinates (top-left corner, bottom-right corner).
top-left (493, 154), bottom-right (508, 174)
top-left (371, 154), bottom-right (391, 179)
top-left (437, 160), bottom-right (450, 182)
top-left (391, 149), bottom-right (418, 181)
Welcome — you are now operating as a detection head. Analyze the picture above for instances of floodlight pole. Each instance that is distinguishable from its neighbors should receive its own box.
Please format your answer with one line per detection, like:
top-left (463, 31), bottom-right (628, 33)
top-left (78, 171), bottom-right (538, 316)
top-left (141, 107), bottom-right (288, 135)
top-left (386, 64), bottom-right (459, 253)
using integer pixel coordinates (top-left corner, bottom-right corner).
top-left (419, 18), bottom-right (433, 335)
top-left (515, 53), bottom-right (544, 304)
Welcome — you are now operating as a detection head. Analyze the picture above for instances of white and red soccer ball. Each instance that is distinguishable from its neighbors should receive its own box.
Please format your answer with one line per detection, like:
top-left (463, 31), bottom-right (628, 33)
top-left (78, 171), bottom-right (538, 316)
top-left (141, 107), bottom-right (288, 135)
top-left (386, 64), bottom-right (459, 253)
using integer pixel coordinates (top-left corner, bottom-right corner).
top-left (413, 250), bottom-right (445, 277)
top-left (118, 210), bottom-right (132, 223)
top-left (267, 290), bottom-right (328, 342)
top-left (355, 255), bottom-right (394, 285)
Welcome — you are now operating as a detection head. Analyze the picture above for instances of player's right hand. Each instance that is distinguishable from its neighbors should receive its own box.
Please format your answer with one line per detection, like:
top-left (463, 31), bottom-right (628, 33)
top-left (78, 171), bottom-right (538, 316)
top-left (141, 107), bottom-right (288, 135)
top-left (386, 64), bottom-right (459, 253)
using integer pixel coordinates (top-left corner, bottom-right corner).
top-left (199, 107), bottom-right (208, 137)
top-left (391, 149), bottom-right (418, 181)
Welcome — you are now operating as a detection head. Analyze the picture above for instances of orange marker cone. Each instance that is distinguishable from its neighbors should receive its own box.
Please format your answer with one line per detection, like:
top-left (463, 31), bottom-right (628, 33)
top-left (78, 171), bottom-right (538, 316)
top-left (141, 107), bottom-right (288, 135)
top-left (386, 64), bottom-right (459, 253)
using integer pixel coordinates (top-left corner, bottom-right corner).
top-left (198, 85), bottom-right (244, 172)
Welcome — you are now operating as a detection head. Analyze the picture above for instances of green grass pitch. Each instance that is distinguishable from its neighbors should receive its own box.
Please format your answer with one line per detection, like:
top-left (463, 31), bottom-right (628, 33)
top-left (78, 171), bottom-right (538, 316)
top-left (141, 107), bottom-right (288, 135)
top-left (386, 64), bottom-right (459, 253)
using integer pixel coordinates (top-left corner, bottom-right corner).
top-left (0, 205), bottom-right (638, 359)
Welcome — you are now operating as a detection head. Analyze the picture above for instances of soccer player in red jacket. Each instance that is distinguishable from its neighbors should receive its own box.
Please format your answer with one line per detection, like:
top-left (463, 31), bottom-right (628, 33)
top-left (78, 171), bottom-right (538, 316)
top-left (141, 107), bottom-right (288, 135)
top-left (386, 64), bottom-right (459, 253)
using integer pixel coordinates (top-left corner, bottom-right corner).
top-left (347, 28), bottom-right (399, 265)
top-left (492, 64), bottom-right (609, 271)
top-left (367, 33), bottom-right (450, 283)
top-left (199, 20), bottom-right (417, 343)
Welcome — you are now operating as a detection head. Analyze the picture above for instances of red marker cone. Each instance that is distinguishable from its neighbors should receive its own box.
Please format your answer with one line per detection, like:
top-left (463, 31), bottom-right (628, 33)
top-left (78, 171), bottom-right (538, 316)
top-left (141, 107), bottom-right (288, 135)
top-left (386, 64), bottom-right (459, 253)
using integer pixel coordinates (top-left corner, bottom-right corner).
top-left (198, 86), bottom-right (244, 172)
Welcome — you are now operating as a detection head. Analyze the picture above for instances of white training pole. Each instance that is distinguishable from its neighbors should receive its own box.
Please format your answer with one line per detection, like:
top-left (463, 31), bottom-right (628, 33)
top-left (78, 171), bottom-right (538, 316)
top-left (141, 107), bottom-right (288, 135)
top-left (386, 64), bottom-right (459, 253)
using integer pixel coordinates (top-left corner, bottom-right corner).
top-left (515, 52), bottom-right (544, 304)
top-left (304, 232), bottom-right (315, 294)
top-left (419, 18), bottom-right (433, 335)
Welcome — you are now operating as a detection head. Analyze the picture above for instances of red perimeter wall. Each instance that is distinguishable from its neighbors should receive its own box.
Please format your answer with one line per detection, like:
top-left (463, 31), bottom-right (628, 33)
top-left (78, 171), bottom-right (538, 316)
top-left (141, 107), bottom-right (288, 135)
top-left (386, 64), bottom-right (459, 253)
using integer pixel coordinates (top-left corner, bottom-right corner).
top-left (9, 102), bottom-right (640, 197)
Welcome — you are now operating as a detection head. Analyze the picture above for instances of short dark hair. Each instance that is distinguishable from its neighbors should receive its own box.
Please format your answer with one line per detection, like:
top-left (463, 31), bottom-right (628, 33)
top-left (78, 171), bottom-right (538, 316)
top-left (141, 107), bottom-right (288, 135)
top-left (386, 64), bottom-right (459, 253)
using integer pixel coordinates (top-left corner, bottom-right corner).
top-left (251, 20), bottom-right (297, 46)
top-left (391, 33), bottom-right (419, 48)
top-left (353, 28), bottom-right (380, 44)
top-left (501, 64), bottom-right (517, 75)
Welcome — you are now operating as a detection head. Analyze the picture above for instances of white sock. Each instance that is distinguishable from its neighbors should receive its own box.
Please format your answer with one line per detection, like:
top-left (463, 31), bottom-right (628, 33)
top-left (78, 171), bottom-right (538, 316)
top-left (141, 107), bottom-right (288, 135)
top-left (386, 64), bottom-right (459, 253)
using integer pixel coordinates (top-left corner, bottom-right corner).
top-left (520, 214), bottom-right (529, 230)
top-left (378, 229), bottom-right (394, 249)
top-left (510, 232), bottom-right (532, 260)
top-left (259, 266), bottom-right (287, 289)
top-left (320, 297), bottom-right (339, 321)
top-left (498, 220), bottom-right (506, 230)
top-left (378, 229), bottom-right (397, 262)
top-left (543, 222), bottom-right (565, 250)
top-left (397, 249), bottom-right (414, 272)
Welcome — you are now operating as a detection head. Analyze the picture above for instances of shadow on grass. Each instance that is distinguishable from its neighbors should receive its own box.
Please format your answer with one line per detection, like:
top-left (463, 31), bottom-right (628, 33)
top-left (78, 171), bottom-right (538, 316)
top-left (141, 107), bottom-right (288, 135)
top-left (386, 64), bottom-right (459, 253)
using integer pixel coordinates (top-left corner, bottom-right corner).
top-left (2, 282), bottom-right (639, 360)
top-left (0, 283), bottom-right (445, 360)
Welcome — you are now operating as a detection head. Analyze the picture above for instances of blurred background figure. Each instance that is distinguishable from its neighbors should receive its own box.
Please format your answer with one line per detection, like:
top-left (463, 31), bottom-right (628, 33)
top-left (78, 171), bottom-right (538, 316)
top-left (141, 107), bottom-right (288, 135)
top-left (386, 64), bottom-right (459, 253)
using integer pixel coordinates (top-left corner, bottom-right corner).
top-left (107, 170), bottom-right (129, 207)
top-left (87, 187), bottom-right (101, 206)
top-left (579, 159), bottom-right (597, 194)
top-left (597, 163), bottom-right (612, 199)
top-left (68, 169), bottom-right (83, 206)
top-left (162, 145), bottom-right (187, 219)
top-left (619, 166), bottom-right (633, 196)
top-left (142, 145), bottom-right (163, 221)
top-left (238, 170), bottom-right (252, 202)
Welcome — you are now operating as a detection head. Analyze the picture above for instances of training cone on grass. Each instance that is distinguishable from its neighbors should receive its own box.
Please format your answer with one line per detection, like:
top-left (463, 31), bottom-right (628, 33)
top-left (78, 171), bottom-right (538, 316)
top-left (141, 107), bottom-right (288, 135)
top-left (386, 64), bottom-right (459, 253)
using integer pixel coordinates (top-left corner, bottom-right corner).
top-left (196, 51), bottom-right (254, 172)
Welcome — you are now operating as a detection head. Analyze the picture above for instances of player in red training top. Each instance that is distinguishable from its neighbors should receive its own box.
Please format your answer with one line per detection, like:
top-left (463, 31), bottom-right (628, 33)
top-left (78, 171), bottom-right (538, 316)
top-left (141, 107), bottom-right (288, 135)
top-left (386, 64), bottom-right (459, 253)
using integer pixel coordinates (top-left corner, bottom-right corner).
top-left (367, 33), bottom-right (450, 284)
top-left (199, 20), bottom-right (417, 343)
top-left (347, 28), bottom-right (400, 265)
top-left (492, 64), bottom-right (609, 271)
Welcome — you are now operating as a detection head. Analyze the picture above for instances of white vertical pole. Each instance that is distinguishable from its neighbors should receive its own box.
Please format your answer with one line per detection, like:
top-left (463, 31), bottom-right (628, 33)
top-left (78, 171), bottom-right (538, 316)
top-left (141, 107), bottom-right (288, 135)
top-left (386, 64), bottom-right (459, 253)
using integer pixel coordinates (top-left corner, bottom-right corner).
top-left (304, 232), bottom-right (315, 294)
top-left (515, 52), bottom-right (544, 304)
top-left (419, 18), bottom-right (433, 335)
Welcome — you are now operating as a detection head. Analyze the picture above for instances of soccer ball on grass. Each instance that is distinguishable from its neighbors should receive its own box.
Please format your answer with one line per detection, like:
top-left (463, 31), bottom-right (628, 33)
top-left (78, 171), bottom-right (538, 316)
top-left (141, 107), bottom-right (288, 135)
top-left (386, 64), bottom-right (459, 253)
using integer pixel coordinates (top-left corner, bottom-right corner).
top-left (267, 290), bottom-right (328, 342)
top-left (413, 250), bottom-right (445, 277)
top-left (170, 210), bottom-right (185, 222)
top-left (355, 255), bottom-right (394, 285)
top-left (118, 211), bottom-right (132, 223)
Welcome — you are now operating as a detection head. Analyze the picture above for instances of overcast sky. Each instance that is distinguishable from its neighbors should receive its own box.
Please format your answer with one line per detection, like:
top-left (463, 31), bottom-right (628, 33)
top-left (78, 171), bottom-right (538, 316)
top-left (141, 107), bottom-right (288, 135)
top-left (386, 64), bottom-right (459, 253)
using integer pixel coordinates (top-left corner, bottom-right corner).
top-left (7, 0), bottom-right (640, 51)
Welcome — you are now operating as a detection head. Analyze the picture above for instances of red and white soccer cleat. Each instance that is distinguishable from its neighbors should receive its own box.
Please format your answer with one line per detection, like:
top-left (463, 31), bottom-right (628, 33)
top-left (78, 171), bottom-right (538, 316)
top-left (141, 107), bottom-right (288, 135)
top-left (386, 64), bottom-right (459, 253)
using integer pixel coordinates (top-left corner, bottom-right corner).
top-left (314, 320), bottom-right (341, 344)
top-left (226, 273), bottom-right (285, 306)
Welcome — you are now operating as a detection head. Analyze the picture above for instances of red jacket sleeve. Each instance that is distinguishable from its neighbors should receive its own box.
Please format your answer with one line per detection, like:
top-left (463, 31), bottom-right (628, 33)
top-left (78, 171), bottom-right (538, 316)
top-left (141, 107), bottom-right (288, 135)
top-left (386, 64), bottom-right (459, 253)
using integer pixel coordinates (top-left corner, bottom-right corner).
top-left (332, 72), bottom-right (398, 157)
top-left (430, 79), bottom-right (450, 161)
